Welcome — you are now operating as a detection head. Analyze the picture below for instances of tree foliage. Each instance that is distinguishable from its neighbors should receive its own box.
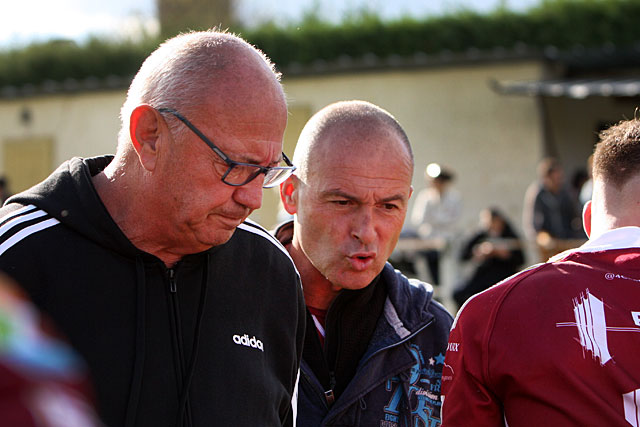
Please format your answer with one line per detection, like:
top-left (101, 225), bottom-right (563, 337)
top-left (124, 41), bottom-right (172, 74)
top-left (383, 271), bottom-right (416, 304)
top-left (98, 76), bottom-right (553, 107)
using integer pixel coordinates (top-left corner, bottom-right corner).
top-left (1, 0), bottom-right (639, 88)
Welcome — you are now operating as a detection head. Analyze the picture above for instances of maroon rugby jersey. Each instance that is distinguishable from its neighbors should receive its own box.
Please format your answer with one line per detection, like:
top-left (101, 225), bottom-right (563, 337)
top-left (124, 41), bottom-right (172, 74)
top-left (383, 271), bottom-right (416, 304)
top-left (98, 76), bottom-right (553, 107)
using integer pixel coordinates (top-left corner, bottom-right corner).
top-left (442, 227), bottom-right (640, 426)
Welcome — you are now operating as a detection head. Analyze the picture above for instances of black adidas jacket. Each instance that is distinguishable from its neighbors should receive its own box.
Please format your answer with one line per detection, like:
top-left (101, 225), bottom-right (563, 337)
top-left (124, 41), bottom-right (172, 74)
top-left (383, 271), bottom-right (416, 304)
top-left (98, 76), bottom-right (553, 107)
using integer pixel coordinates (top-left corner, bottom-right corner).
top-left (0, 156), bottom-right (306, 427)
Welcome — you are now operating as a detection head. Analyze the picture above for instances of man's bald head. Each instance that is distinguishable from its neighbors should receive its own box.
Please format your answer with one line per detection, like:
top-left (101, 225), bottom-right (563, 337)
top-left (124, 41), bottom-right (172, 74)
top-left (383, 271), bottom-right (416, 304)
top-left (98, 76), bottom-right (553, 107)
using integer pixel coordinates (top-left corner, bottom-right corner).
top-left (118, 30), bottom-right (284, 151)
top-left (293, 100), bottom-right (414, 182)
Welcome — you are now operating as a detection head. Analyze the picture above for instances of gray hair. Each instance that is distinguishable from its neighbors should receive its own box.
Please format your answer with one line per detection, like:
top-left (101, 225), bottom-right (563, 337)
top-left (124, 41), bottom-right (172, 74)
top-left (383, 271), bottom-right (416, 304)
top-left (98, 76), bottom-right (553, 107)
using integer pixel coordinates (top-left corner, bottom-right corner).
top-left (118, 30), bottom-right (280, 151)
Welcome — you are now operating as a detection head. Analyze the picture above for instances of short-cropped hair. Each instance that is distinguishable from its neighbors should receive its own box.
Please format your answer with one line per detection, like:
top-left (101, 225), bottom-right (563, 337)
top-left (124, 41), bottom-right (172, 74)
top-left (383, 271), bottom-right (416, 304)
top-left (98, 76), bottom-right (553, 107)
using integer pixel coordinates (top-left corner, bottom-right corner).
top-left (593, 118), bottom-right (640, 189)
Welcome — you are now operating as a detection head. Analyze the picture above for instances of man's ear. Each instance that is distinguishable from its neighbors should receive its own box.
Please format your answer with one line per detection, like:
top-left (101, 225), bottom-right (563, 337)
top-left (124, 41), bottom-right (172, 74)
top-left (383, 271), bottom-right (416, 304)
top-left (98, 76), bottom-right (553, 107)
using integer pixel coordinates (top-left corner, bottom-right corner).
top-left (582, 200), bottom-right (592, 238)
top-left (279, 175), bottom-right (299, 214)
top-left (129, 105), bottom-right (163, 172)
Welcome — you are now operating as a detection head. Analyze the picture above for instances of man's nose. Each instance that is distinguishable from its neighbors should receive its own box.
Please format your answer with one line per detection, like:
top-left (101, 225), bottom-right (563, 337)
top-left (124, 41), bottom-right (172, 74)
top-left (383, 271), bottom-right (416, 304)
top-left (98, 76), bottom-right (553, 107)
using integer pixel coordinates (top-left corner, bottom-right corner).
top-left (233, 175), bottom-right (265, 211)
top-left (351, 207), bottom-right (376, 245)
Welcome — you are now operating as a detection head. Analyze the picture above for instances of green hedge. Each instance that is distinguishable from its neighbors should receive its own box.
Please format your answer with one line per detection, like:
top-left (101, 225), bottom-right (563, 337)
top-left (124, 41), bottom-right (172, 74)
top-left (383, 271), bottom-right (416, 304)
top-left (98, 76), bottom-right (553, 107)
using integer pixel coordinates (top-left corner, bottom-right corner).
top-left (245, 0), bottom-right (640, 66)
top-left (1, 0), bottom-right (640, 88)
top-left (0, 38), bottom-right (159, 88)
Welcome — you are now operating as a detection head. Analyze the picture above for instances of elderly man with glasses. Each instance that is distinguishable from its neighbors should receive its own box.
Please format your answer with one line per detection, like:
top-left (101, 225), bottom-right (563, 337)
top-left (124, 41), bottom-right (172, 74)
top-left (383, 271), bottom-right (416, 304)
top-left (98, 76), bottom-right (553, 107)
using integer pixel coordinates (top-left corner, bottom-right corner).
top-left (0, 31), bottom-right (305, 427)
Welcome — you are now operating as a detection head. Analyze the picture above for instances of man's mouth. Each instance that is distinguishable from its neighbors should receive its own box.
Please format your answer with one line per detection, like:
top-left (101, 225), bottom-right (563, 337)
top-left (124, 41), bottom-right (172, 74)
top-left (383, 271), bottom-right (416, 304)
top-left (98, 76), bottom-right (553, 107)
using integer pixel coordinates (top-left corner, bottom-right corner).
top-left (213, 213), bottom-right (246, 228)
top-left (348, 253), bottom-right (375, 271)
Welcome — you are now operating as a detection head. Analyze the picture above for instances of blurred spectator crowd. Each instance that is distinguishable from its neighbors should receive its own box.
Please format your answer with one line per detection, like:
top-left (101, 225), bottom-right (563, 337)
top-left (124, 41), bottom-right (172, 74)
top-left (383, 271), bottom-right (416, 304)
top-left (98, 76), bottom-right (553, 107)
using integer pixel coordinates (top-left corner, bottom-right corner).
top-left (391, 156), bottom-right (590, 313)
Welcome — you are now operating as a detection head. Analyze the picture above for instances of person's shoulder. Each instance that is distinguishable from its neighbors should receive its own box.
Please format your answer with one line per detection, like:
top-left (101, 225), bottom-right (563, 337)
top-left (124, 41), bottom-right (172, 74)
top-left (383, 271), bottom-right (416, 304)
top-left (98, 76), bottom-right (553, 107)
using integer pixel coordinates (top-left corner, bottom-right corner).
top-left (385, 264), bottom-right (432, 299)
top-left (236, 219), bottom-right (299, 269)
top-left (384, 264), bottom-right (454, 326)
top-left (0, 204), bottom-right (61, 249)
top-left (454, 262), bottom-right (549, 324)
top-left (238, 220), bottom-right (287, 248)
top-left (523, 180), bottom-right (542, 200)
top-left (457, 255), bottom-right (593, 329)
top-left (271, 220), bottom-right (293, 246)
top-left (0, 202), bottom-right (30, 219)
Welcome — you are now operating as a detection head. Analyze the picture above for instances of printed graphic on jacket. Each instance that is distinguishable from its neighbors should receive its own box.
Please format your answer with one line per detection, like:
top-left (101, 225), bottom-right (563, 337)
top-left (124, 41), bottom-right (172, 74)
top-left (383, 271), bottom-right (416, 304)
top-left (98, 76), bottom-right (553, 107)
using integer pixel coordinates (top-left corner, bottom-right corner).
top-left (382, 344), bottom-right (443, 427)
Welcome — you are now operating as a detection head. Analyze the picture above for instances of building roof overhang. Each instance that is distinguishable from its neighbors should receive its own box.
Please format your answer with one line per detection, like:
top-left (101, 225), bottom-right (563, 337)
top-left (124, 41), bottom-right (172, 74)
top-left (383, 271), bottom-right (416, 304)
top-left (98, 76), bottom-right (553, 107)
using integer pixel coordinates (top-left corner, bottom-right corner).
top-left (491, 77), bottom-right (640, 99)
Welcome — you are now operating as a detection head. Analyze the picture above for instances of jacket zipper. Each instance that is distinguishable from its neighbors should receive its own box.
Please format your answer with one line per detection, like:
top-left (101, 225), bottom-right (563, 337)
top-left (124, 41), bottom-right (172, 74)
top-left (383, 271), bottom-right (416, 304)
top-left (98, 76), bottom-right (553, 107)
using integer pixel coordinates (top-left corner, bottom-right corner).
top-left (166, 267), bottom-right (190, 426)
top-left (323, 317), bottom-right (437, 423)
top-left (169, 268), bottom-right (177, 293)
top-left (324, 371), bottom-right (337, 406)
top-left (300, 363), bottom-right (332, 410)
top-left (167, 268), bottom-right (184, 378)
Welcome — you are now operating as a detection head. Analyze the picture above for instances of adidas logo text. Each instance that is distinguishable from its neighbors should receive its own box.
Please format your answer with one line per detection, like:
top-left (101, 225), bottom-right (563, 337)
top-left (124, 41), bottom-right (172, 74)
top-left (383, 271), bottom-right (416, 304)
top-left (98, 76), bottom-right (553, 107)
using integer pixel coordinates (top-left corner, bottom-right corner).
top-left (232, 334), bottom-right (264, 352)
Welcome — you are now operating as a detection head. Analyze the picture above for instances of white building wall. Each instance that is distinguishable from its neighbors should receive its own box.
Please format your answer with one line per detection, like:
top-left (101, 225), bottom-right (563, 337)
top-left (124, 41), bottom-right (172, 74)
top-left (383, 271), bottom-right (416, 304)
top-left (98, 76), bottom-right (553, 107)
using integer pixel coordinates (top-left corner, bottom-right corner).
top-left (0, 61), bottom-right (545, 241)
top-left (0, 91), bottom-right (125, 172)
top-left (282, 60), bottom-right (545, 237)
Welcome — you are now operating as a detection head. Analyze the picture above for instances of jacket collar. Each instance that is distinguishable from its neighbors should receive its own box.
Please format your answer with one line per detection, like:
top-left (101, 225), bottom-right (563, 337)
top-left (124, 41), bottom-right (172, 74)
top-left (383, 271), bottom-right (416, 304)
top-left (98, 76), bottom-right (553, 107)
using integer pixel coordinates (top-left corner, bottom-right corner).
top-left (273, 220), bottom-right (436, 340)
top-left (380, 263), bottom-right (435, 336)
top-left (321, 266), bottom-right (437, 422)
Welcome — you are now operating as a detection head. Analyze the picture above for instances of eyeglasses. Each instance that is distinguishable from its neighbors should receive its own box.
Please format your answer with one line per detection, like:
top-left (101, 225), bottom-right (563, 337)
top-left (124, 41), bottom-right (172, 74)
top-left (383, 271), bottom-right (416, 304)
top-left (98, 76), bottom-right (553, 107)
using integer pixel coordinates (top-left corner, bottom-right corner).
top-left (157, 108), bottom-right (296, 188)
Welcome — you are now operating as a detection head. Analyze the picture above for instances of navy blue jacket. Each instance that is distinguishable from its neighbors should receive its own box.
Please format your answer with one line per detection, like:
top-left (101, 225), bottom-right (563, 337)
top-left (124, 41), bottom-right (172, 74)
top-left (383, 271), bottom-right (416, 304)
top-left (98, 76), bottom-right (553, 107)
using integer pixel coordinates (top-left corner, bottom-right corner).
top-left (297, 263), bottom-right (453, 426)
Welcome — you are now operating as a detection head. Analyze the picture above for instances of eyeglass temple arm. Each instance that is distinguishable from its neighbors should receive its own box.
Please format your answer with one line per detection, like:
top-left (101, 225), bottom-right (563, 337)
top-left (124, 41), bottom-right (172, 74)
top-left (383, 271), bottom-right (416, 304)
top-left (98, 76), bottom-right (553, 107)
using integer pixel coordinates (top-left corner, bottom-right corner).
top-left (159, 107), bottom-right (294, 169)
top-left (282, 152), bottom-right (294, 167)
top-left (157, 108), bottom-right (231, 164)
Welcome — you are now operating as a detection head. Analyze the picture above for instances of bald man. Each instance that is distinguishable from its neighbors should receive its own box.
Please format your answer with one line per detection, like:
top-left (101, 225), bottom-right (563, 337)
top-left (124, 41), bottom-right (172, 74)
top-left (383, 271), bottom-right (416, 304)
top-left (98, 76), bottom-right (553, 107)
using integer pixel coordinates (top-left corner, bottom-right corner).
top-left (442, 118), bottom-right (640, 425)
top-left (0, 31), bottom-right (304, 426)
top-left (275, 100), bottom-right (453, 426)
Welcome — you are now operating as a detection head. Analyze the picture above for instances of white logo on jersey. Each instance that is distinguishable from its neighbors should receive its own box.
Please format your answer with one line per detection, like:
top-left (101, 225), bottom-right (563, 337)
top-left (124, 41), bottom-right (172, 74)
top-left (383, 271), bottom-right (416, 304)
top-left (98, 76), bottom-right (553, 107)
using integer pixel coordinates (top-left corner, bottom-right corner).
top-left (558, 293), bottom-right (640, 363)
top-left (232, 334), bottom-right (264, 352)
top-left (623, 389), bottom-right (640, 426)
top-left (632, 312), bottom-right (640, 327)
top-left (572, 290), bottom-right (611, 365)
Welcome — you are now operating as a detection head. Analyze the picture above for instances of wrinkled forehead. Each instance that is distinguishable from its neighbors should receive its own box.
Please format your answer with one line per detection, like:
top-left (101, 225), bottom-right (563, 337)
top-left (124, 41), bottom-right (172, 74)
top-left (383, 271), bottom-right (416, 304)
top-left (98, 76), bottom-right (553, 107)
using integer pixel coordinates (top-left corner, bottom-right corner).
top-left (190, 82), bottom-right (286, 149)
top-left (208, 60), bottom-right (286, 120)
top-left (308, 125), bottom-right (413, 183)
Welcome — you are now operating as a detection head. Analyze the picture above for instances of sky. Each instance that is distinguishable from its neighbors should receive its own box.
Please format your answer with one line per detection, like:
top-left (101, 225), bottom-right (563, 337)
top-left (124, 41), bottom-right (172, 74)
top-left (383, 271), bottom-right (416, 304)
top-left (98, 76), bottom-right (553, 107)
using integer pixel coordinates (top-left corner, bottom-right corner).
top-left (1, 0), bottom-right (541, 48)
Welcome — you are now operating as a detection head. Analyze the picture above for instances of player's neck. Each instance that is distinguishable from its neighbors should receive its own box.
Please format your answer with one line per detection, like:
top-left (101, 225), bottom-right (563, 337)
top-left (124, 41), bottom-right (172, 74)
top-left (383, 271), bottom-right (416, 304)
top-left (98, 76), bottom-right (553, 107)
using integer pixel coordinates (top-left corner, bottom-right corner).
top-left (286, 241), bottom-right (340, 310)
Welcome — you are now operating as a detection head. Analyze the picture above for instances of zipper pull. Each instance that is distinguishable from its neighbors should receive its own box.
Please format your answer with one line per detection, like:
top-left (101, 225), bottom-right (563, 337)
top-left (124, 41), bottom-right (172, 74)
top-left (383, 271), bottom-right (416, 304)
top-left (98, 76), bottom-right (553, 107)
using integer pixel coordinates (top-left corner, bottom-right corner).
top-left (168, 268), bottom-right (177, 293)
top-left (324, 390), bottom-right (335, 406)
top-left (325, 371), bottom-right (336, 406)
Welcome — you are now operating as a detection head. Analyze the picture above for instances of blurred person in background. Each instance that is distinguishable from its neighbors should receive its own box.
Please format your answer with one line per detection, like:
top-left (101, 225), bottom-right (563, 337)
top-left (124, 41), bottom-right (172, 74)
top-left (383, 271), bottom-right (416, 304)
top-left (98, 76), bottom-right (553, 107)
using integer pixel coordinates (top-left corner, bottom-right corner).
top-left (570, 168), bottom-right (589, 208)
top-left (442, 117), bottom-right (640, 426)
top-left (275, 100), bottom-right (453, 426)
top-left (579, 154), bottom-right (594, 206)
top-left (0, 30), bottom-right (304, 427)
top-left (410, 163), bottom-right (462, 285)
top-left (522, 157), bottom-right (585, 260)
top-left (0, 273), bottom-right (101, 427)
top-left (452, 207), bottom-right (524, 309)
